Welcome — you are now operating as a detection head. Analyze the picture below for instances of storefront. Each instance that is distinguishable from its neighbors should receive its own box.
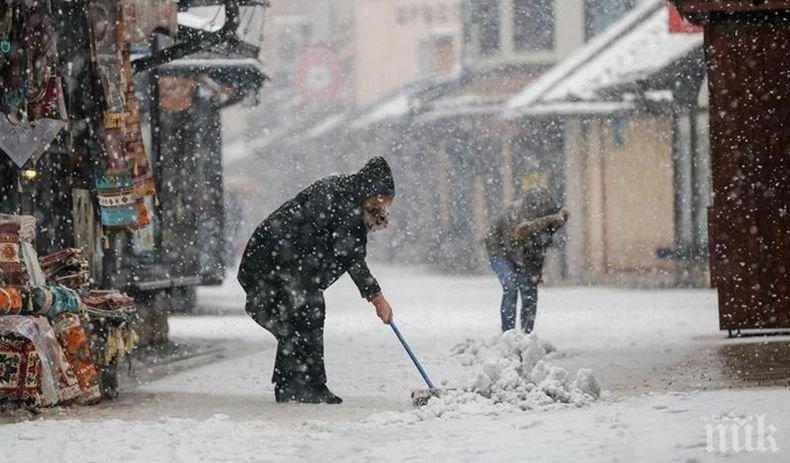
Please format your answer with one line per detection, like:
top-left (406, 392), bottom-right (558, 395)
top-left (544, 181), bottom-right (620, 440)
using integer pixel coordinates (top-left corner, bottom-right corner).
top-left (0, 0), bottom-right (266, 411)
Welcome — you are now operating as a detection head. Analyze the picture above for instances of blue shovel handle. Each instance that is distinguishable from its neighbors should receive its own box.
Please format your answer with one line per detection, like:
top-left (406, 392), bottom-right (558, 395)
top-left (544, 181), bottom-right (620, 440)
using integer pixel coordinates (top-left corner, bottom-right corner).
top-left (389, 320), bottom-right (435, 389)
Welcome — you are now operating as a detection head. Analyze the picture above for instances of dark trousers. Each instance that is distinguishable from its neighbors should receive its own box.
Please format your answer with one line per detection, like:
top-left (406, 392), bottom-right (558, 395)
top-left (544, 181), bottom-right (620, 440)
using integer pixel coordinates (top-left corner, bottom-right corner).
top-left (245, 281), bottom-right (327, 387)
top-left (489, 257), bottom-right (538, 333)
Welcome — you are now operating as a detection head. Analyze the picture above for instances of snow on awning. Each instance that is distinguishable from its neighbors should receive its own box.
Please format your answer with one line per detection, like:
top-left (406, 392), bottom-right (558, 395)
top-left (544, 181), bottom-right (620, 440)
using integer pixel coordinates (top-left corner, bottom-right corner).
top-left (162, 57), bottom-right (264, 70)
top-left (178, 6), bottom-right (266, 45)
top-left (349, 72), bottom-right (463, 130)
top-left (413, 94), bottom-right (507, 124)
top-left (305, 113), bottom-right (347, 139)
top-left (178, 9), bottom-right (224, 32)
top-left (350, 94), bottom-right (410, 130)
top-left (507, 0), bottom-right (702, 116)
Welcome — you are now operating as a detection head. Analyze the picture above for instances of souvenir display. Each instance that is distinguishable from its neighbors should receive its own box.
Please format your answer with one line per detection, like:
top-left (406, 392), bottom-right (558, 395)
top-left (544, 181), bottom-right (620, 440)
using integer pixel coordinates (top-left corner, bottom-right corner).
top-left (0, 216), bottom-right (138, 411)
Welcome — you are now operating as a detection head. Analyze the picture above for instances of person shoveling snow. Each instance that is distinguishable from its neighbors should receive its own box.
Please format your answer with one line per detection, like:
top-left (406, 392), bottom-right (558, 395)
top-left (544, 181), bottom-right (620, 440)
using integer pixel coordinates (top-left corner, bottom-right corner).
top-left (237, 157), bottom-right (396, 404)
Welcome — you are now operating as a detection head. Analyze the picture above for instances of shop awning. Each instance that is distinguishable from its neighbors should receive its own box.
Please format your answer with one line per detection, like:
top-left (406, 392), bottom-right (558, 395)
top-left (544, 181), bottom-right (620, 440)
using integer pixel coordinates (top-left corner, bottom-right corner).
top-left (156, 6), bottom-right (268, 105)
top-left (349, 73), bottom-right (462, 130)
top-left (506, 0), bottom-right (703, 116)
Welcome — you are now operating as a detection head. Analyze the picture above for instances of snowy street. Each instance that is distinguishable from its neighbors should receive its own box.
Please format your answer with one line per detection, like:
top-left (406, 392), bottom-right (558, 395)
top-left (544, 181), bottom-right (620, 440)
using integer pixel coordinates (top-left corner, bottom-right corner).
top-left (2, 0), bottom-right (789, 462)
top-left (3, 264), bottom-right (789, 462)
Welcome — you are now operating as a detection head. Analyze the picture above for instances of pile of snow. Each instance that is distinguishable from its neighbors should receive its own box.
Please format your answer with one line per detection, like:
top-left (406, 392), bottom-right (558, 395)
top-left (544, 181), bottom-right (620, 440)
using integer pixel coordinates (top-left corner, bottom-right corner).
top-left (454, 330), bottom-right (601, 406)
top-left (367, 331), bottom-right (602, 424)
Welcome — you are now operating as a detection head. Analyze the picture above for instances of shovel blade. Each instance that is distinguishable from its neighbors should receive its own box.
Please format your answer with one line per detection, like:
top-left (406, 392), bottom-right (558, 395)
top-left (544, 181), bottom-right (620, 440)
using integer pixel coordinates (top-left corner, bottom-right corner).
top-left (411, 388), bottom-right (444, 406)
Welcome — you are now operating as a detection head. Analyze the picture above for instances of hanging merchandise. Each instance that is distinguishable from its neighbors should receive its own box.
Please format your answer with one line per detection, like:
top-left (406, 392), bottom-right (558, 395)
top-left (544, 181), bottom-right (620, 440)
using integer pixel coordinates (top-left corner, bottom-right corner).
top-left (121, 0), bottom-right (178, 45)
top-left (0, 1), bottom-right (67, 167)
top-left (89, 1), bottom-right (141, 231)
top-left (88, 0), bottom-right (156, 232)
top-left (119, 33), bottom-right (155, 215)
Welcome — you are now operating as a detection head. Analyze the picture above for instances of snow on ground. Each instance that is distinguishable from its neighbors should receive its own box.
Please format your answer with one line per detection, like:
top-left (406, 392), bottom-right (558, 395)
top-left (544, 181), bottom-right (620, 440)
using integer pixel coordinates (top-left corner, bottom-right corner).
top-left (3, 264), bottom-right (790, 462)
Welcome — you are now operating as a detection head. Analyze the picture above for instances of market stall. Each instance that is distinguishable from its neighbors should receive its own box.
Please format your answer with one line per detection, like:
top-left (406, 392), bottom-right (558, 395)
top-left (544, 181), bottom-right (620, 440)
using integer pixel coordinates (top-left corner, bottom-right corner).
top-left (0, 0), bottom-right (267, 410)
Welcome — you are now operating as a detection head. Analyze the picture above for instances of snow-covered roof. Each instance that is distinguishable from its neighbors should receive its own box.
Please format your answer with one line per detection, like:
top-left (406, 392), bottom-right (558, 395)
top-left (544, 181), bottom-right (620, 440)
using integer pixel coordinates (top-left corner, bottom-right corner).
top-left (507, 0), bottom-right (702, 114)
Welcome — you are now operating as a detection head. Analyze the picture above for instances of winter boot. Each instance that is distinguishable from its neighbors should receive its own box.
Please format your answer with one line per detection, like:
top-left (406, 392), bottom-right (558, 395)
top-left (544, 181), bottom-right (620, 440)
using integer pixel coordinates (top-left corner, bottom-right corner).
top-left (307, 384), bottom-right (343, 404)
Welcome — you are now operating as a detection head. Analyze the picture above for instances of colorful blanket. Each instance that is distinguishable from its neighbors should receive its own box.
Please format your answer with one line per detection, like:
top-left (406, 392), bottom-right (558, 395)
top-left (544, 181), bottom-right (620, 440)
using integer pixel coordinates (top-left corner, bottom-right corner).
top-left (0, 333), bottom-right (43, 411)
top-left (0, 286), bottom-right (22, 315)
top-left (52, 314), bottom-right (101, 405)
top-left (39, 248), bottom-right (91, 291)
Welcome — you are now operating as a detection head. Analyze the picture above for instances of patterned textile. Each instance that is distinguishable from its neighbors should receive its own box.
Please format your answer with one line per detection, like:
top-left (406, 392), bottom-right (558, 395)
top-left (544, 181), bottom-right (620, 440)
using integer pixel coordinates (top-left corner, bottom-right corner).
top-left (0, 3), bottom-right (67, 167)
top-left (86, 316), bottom-right (138, 367)
top-left (0, 316), bottom-right (56, 405)
top-left (88, 0), bottom-right (155, 232)
top-left (0, 221), bottom-right (21, 242)
top-left (119, 21), bottom-right (154, 203)
top-left (39, 248), bottom-right (91, 291)
top-left (46, 285), bottom-right (81, 318)
top-left (0, 261), bottom-right (27, 287)
top-left (31, 316), bottom-right (80, 404)
top-left (121, 0), bottom-right (178, 44)
top-left (27, 286), bottom-right (53, 316)
top-left (0, 242), bottom-right (20, 263)
top-left (52, 314), bottom-right (101, 405)
top-left (82, 290), bottom-right (137, 319)
top-left (0, 216), bottom-right (42, 289)
top-left (0, 333), bottom-right (42, 411)
top-left (23, 2), bottom-right (67, 122)
top-left (0, 286), bottom-right (22, 315)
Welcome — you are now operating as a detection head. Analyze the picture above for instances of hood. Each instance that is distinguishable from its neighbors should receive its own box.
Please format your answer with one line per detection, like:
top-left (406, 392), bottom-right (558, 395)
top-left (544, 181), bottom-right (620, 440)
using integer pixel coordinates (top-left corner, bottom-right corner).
top-left (350, 156), bottom-right (395, 201)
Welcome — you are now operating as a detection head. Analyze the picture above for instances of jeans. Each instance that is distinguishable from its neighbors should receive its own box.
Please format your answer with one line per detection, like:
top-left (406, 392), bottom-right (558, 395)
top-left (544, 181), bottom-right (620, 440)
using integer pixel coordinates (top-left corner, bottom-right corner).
top-left (489, 257), bottom-right (538, 333)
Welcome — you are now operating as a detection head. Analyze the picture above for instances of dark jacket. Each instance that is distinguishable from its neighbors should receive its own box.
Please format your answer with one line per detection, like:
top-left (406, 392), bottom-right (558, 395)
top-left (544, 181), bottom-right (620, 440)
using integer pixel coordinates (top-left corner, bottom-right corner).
top-left (484, 187), bottom-right (564, 276)
top-left (237, 157), bottom-right (395, 301)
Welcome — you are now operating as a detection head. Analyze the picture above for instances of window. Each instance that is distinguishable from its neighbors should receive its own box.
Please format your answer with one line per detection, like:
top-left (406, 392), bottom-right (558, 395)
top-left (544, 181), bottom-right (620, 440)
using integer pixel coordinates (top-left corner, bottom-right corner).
top-left (471, 0), bottom-right (500, 56)
top-left (419, 34), bottom-right (456, 77)
top-left (513, 0), bottom-right (554, 51)
top-left (585, 0), bottom-right (634, 40)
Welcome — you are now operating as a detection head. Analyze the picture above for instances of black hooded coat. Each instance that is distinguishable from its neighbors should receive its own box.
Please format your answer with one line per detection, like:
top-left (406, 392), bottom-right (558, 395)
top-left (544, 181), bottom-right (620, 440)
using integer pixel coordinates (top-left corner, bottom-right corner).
top-left (237, 157), bottom-right (395, 302)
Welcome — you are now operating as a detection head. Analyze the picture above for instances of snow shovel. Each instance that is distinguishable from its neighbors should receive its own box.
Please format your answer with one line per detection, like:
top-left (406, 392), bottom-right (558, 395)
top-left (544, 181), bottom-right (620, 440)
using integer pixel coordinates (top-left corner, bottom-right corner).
top-left (389, 320), bottom-right (441, 406)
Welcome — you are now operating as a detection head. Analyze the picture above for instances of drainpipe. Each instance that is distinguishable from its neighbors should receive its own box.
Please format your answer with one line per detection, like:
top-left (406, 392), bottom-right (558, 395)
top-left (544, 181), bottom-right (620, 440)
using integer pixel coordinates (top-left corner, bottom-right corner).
top-left (131, 0), bottom-right (242, 74)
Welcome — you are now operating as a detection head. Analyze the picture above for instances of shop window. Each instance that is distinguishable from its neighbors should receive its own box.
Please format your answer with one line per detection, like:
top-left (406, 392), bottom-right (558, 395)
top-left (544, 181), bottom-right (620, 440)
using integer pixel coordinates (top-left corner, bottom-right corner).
top-left (513, 0), bottom-right (554, 51)
top-left (471, 0), bottom-right (501, 56)
top-left (585, 0), bottom-right (634, 40)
